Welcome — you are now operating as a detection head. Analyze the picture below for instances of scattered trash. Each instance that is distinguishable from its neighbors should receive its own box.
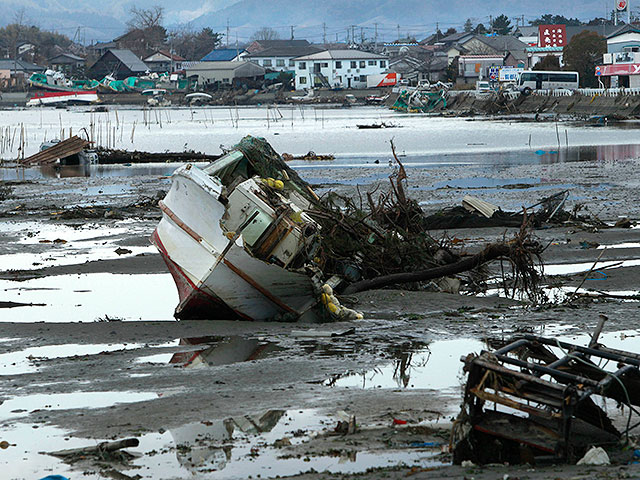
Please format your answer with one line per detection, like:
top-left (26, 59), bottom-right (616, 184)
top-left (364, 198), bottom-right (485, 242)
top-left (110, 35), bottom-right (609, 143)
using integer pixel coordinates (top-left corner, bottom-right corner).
top-left (114, 247), bottom-right (132, 255)
top-left (393, 418), bottom-right (408, 425)
top-left (453, 318), bottom-right (640, 465)
top-left (48, 438), bottom-right (139, 463)
top-left (20, 136), bottom-right (92, 166)
top-left (281, 151), bottom-right (335, 161)
top-left (356, 122), bottom-right (398, 129)
top-left (576, 446), bottom-right (610, 465)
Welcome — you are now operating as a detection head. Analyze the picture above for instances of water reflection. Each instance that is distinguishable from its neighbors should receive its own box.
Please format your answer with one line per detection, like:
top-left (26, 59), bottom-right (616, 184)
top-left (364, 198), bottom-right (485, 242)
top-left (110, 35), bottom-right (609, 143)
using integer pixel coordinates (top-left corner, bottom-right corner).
top-left (325, 338), bottom-right (485, 391)
top-left (169, 336), bottom-right (281, 367)
top-left (3, 143), bottom-right (640, 182)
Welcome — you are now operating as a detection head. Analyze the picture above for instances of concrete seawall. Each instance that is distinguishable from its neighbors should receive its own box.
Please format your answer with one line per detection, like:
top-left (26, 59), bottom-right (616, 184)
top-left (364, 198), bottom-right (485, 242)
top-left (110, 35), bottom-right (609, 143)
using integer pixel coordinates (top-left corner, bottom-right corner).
top-left (445, 92), bottom-right (640, 117)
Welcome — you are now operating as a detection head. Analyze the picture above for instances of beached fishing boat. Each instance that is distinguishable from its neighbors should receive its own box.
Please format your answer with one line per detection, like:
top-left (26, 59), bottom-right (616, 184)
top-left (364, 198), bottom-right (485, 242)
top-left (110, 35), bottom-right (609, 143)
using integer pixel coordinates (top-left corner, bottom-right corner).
top-left (26, 90), bottom-right (100, 106)
top-left (151, 136), bottom-right (330, 322)
top-left (28, 71), bottom-right (86, 92)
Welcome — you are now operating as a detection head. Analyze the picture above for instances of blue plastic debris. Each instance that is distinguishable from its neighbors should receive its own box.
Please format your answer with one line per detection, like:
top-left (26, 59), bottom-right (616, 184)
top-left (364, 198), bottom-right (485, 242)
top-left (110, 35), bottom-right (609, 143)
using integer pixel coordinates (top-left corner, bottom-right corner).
top-left (39, 476), bottom-right (70, 480)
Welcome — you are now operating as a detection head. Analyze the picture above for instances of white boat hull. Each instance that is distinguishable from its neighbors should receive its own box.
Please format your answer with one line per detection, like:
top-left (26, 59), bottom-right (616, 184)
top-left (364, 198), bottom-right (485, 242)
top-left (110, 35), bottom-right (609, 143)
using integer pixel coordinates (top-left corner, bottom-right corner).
top-left (151, 164), bottom-right (318, 321)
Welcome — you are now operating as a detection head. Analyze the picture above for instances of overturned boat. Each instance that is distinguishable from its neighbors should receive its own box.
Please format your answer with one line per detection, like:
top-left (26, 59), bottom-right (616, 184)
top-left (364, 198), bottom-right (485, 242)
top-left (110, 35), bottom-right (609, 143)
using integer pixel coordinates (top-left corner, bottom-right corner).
top-left (152, 136), bottom-right (336, 322)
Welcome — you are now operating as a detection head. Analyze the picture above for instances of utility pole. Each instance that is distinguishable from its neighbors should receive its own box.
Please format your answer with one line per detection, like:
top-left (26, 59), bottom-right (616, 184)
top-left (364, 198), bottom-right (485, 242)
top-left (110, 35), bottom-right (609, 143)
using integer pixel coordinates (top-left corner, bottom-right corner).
top-left (629, 0), bottom-right (632, 24)
top-left (335, 32), bottom-right (338, 43)
top-left (352, 25), bottom-right (356, 45)
top-left (436, 22), bottom-right (439, 42)
top-left (360, 27), bottom-right (364, 44)
top-left (346, 28), bottom-right (350, 44)
top-left (489, 15), bottom-right (494, 34)
top-left (226, 19), bottom-right (230, 47)
top-left (290, 25), bottom-right (294, 40)
top-left (374, 23), bottom-right (378, 51)
top-left (397, 24), bottom-right (401, 41)
top-left (323, 23), bottom-right (327, 44)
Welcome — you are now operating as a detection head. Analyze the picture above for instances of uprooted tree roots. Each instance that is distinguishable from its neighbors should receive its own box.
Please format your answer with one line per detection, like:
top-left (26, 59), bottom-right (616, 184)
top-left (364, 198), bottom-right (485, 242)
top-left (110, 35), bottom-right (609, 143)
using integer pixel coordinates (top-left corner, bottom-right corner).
top-left (306, 141), bottom-right (545, 301)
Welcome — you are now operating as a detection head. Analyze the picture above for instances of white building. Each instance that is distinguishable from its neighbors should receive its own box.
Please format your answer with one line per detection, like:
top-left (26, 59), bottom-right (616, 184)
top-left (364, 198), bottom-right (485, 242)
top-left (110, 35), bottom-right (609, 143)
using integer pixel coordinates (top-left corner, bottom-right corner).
top-left (244, 42), bottom-right (322, 73)
top-left (293, 50), bottom-right (389, 90)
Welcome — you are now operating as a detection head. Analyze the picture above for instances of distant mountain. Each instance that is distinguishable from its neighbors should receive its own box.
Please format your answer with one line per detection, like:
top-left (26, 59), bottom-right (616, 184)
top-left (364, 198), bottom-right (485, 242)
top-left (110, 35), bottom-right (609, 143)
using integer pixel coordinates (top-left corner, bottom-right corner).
top-left (0, 0), bottom-right (616, 44)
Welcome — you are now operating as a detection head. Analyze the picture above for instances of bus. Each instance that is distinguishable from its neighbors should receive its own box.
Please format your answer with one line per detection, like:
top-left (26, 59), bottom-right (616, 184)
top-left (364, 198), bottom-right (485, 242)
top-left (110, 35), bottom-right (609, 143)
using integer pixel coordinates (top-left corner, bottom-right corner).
top-left (517, 70), bottom-right (579, 94)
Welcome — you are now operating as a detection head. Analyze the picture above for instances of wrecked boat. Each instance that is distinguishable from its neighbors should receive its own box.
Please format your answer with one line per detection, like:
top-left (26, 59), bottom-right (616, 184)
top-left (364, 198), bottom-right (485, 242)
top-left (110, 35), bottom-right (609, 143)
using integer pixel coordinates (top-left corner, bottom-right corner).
top-left (153, 136), bottom-right (545, 321)
top-left (151, 136), bottom-right (333, 322)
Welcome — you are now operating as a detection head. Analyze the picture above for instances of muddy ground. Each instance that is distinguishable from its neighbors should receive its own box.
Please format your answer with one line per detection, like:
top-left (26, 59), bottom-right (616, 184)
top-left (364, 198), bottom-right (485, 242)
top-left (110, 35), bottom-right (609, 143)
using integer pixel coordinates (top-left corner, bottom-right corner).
top-left (2, 140), bottom-right (640, 479)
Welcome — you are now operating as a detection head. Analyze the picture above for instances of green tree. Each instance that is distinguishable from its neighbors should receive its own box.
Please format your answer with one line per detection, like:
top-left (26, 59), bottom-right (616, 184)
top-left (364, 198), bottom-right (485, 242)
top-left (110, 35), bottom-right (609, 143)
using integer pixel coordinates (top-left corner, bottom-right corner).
top-left (530, 14), bottom-right (582, 26)
top-left (446, 56), bottom-right (458, 83)
top-left (563, 31), bottom-right (606, 87)
top-left (474, 23), bottom-right (487, 34)
top-left (491, 14), bottom-right (512, 35)
top-left (171, 27), bottom-right (223, 60)
top-left (464, 19), bottom-right (473, 33)
top-left (445, 27), bottom-right (457, 35)
top-left (533, 55), bottom-right (561, 71)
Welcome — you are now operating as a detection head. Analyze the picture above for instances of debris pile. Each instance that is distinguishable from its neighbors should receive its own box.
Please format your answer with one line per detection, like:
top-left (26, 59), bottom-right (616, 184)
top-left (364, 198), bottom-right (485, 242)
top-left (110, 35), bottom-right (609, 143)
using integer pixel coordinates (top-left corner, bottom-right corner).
top-left (152, 135), bottom-right (547, 321)
top-left (453, 320), bottom-right (640, 465)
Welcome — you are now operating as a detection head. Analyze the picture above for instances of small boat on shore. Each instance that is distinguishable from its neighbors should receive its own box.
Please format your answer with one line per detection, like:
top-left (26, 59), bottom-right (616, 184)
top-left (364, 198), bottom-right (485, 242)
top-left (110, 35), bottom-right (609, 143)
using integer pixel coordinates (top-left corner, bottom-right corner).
top-left (151, 136), bottom-right (330, 322)
top-left (26, 90), bottom-right (100, 106)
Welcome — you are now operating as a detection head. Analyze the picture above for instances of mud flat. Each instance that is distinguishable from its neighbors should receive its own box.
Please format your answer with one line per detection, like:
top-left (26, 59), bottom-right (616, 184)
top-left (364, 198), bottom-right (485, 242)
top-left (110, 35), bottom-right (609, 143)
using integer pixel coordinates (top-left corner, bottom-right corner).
top-left (2, 113), bottom-right (640, 479)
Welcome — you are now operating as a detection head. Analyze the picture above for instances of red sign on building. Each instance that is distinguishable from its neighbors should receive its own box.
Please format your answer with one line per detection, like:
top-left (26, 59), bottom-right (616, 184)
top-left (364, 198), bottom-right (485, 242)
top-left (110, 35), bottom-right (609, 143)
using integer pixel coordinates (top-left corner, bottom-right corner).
top-left (538, 24), bottom-right (567, 47)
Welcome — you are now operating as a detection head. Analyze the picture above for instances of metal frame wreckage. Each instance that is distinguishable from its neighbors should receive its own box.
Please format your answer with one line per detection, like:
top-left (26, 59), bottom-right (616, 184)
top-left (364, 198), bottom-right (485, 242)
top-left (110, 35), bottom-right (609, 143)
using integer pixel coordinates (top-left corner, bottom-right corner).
top-left (454, 321), bottom-right (640, 465)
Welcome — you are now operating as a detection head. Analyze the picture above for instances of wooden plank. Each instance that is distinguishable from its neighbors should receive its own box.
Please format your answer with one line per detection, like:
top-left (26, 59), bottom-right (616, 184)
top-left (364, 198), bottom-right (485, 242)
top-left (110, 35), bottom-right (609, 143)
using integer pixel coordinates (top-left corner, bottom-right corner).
top-left (21, 136), bottom-right (90, 165)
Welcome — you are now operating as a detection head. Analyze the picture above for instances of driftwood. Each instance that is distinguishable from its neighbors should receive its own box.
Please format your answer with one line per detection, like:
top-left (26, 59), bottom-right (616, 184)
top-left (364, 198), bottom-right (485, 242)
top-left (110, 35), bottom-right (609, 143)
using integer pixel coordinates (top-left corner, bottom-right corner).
top-left (48, 438), bottom-right (139, 458)
top-left (343, 243), bottom-right (511, 294)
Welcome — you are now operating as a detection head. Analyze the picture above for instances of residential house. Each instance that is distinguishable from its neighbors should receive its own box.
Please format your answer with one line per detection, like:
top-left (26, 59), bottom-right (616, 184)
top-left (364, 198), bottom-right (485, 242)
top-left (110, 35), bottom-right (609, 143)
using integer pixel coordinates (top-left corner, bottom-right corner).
top-left (87, 41), bottom-right (117, 58)
top-left (388, 51), bottom-right (448, 84)
top-left (596, 24), bottom-right (640, 88)
top-left (293, 50), bottom-right (389, 90)
top-left (513, 26), bottom-right (540, 46)
top-left (0, 58), bottom-right (45, 88)
top-left (457, 54), bottom-right (505, 83)
top-left (87, 49), bottom-right (149, 80)
top-left (452, 35), bottom-right (527, 84)
top-left (245, 39), bottom-right (313, 54)
top-left (526, 46), bottom-right (564, 69)
top-left (143, 50), bottom-right (185, 73)
top-left (185, 61), bottom-right (265, 88)
top-left (49, 53), bottom-right (86, 75)
top-left (432, 31), bottom-right (475, 47)
top-left (200, 48), bottom-right (247, 62)
top-left (244, 44), bottom-right (322, 72)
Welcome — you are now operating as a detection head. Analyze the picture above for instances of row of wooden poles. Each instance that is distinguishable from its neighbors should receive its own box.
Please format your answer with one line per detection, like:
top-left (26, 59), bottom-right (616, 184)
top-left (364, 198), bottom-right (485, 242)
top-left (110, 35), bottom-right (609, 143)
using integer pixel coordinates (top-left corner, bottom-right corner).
top-left (1, 105), bottom-right (327, 162)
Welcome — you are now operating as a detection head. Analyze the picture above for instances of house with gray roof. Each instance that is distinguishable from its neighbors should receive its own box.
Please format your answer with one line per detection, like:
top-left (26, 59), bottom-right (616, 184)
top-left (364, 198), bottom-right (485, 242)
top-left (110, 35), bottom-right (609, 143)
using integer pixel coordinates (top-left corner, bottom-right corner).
top-left (87, 49), bottom-right (148, 80)
top-left (185, 61), bottom-right (265, 89)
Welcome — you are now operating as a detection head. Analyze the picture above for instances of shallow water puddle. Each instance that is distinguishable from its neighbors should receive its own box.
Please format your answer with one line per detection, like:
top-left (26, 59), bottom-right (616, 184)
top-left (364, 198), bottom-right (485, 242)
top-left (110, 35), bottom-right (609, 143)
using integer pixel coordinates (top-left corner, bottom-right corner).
top-left (0, 273), bottom-right (178, 322)
top-left (543, 258), bottom-right (640, 276)
top-left (0, 391), bottom-right (159, 421)
top-left (1, 220), bottom-right (156, 270)
top-left (0, 409), bottom-right (444, 480)
top-left (325, 338), bottom-right (483, 392)
top-left (0, 342), bottom-right (178, 375)
top-left (136, 336), bottom-right (280, 366)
